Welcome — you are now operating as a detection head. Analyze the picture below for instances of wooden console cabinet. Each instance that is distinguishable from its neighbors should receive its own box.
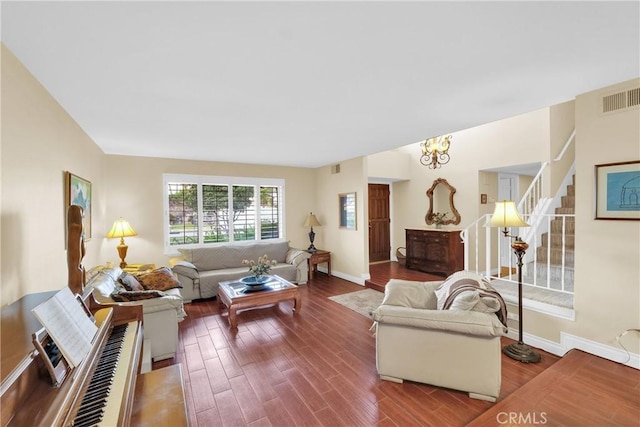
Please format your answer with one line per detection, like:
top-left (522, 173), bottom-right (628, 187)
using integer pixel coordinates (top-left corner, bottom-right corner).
top-left (405, 229), bottom-right (464, 277)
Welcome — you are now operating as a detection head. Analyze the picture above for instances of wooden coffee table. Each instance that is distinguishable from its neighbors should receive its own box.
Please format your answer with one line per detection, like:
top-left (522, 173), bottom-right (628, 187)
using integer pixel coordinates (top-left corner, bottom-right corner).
top-left (217, 275), bottom-right (301, 328)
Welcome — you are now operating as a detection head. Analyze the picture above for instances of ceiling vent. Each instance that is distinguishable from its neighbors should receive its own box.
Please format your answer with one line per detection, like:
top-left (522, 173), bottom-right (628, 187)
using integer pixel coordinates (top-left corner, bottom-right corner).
top-left (602, 87), bottom-right (640, 114)
top-left (331, 164), bottom-right (341, 174)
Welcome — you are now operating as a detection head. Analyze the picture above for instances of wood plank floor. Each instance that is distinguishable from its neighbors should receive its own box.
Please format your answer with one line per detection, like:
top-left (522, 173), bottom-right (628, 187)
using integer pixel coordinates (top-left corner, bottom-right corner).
top-left (153, 262), bottom-right (637, 426)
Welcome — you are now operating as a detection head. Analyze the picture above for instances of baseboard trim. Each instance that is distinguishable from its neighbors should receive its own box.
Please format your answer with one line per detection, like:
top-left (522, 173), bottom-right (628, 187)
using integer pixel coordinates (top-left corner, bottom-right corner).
top-left (561, 332), bottom-right (640, 369)
top-left (317, 267), bottom-right (366, 286)
top-left (504, 329), bottom-right (639, 369)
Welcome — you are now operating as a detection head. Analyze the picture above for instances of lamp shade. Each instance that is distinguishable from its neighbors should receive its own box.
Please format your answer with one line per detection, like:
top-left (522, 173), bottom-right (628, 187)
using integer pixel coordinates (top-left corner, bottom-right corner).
top-left (106, 217), bottom-right (138, 238)
top-left (303, 213), bottom-right (321, 227)
top-left (488, 201), bottom-right (529, 228)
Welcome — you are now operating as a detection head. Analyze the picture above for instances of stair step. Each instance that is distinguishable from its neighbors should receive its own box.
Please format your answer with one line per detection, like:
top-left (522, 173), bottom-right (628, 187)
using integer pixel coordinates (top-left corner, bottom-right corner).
top-left (555, 207), bottom-right (575, 214)
top-left (561, 195), bottom-right (575, 208)
top-left (542, 232), bottom-right (575, 249)
top-left (536, 247), bottom-right (575, 266)
top-left (551, 218), bottom-right (575, 233)
top-left (566, 184), bottom-right (575, 196)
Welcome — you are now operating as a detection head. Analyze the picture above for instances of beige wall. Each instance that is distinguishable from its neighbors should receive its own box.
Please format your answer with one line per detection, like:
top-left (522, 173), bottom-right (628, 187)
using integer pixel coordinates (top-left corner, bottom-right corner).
top-left (102, 155), bottom-right (316, 267)
top-left (549, 100), bottom-right (576, 195)
top-left (570, 78), bottom-right (639, 351)
top-left (389, 107), bottom-right (551, 255)
top-left (1, 45), bottom-right (107, 306)
top-left (315, 157), bottom-right (368, 283)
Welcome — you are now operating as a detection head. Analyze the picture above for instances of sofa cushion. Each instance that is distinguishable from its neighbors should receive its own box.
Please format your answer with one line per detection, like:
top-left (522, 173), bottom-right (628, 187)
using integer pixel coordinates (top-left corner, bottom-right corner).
top-left (119, 272), bottom-right (144, 291)
top-left (179, 241), bottom-right (290, 271)
top-left (135, 267), bottom-right (183, 291)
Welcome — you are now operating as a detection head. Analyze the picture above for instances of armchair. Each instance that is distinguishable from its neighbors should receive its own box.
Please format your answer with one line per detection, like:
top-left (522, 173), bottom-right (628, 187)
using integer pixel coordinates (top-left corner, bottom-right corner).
top-left (371, 276), bottom-right (507, 402)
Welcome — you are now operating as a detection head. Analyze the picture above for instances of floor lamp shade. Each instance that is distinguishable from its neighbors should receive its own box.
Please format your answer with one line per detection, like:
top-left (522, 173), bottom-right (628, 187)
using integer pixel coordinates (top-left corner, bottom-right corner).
top-left (488, 201), bottom-right (540, 363)
top-left (106, 217), bottom-right (137, 268)
top-left (303, 213), bottom-right (321, 252)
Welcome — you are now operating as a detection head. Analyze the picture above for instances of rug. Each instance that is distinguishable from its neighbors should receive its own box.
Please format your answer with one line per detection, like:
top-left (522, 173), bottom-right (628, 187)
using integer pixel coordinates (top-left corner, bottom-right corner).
top-left (328, 288), bottom-right (384, 318)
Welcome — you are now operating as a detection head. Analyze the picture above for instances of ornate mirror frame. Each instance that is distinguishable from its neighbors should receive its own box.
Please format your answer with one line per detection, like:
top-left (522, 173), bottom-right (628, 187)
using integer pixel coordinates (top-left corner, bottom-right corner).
top-left (425, 178), bottom-right (461, 225)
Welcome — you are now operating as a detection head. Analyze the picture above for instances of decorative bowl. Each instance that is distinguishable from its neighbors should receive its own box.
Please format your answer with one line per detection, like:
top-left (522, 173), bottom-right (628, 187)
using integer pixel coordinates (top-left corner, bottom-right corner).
top-left (240, 276), bottom-right (271, 286)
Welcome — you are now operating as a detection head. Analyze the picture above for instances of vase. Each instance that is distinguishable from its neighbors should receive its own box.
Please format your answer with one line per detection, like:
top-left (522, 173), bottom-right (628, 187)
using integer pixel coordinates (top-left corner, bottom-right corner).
top-left (436, 223), bottom-right (442, 229)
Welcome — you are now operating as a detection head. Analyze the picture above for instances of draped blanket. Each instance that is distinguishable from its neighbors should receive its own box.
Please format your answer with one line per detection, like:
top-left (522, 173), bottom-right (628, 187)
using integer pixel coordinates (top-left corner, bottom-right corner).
top-left (441, 278), bottom-right (509, 328)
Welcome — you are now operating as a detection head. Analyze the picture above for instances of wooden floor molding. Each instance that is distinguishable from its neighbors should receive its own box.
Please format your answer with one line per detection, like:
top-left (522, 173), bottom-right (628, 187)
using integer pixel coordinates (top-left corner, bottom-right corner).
top-left (153, 263), bottom-right (639, 426)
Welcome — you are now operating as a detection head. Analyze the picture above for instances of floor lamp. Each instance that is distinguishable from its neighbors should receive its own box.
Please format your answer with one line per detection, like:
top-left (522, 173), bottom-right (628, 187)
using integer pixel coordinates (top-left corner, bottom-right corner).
top-left (489, 201), bottom-right (541, 363)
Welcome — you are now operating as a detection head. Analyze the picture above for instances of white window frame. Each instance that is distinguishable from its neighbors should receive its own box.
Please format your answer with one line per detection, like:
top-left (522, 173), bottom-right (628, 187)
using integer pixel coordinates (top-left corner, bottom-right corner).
top-left (163, 173), bottom-right (286, 255)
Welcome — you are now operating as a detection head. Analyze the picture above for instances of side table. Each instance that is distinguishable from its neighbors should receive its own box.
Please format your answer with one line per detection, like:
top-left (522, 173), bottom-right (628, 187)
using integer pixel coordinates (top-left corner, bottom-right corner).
top-left (307, 250), bottom-right (331, 280)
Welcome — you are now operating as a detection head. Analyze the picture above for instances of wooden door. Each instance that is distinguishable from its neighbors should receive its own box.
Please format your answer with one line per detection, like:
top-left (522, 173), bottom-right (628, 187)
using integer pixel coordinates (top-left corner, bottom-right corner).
top-left (368, 184), bottom-right (390, 263)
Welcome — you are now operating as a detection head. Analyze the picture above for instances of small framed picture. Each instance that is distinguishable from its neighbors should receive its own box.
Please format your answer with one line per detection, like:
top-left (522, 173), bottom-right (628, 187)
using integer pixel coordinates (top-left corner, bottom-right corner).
top-left (595, 160), bottom-right (640, 220)
top-left (66, 172), bottom-right (92, 240)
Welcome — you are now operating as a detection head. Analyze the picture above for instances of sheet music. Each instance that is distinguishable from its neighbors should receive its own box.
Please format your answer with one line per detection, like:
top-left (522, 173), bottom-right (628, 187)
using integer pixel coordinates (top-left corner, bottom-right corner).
top-left (32, 288), bottom-right (98, 368)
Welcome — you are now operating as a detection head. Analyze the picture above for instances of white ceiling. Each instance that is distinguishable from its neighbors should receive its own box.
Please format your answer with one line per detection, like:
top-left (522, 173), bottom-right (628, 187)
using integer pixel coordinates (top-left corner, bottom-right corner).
top-left (2, 1), bottom-right (639, 168)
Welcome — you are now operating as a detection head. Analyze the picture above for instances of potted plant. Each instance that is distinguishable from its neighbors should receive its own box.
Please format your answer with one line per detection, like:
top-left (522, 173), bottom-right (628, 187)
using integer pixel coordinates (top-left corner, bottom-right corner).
top-left (432, 212), bottom-right (448, 229)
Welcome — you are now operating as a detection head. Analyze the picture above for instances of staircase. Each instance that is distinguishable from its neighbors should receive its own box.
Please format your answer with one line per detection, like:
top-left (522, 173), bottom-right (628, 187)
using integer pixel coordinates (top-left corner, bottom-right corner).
top-left (525, 175), bottom-right (575, 293)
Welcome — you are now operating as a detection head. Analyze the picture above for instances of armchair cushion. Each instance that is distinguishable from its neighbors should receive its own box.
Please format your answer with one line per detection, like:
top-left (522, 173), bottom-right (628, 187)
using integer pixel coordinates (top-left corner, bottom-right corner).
top-left (381, 279), bottom-right (441, 310)
top-left (286, 249), bottom-right (311, 267)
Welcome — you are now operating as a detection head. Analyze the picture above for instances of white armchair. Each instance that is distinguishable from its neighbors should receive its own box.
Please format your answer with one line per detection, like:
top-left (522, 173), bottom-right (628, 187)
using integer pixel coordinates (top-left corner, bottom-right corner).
top-left (371, 275), bottom-right (507, 402)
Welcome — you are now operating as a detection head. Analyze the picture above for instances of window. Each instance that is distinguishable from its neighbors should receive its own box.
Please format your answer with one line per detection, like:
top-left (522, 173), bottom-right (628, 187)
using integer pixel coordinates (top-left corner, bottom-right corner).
top-left (164, 174), bottom-right (285, 252)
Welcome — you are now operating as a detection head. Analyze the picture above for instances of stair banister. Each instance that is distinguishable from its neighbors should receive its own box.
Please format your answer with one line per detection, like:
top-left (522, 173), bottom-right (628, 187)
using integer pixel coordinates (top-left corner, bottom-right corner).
top-left (553, 129), bottom-right (576, 162)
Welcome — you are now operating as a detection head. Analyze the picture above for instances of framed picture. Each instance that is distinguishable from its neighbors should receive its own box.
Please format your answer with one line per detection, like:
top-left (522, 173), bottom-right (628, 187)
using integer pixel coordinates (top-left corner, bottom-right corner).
top-left (595, 160), bottom-right (640, 220)
top-left (66, 172), bottom-right (92, 240)
top-left (339, 192), bottom-right (357, 230)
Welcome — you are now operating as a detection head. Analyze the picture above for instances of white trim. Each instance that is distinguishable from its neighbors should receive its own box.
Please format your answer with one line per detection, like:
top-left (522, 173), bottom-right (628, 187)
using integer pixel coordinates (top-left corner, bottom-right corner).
top-left (320, 267), bottom-right (366, 286)
top-left (561, 332), bottom-right (640, 369)
top-left (503, 330), bottom-right (639, 370)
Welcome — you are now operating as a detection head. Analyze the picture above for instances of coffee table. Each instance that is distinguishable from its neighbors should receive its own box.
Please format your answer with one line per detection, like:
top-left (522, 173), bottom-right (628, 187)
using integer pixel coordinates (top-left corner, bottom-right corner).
top-left (217, 275), bottom-right (301, 328)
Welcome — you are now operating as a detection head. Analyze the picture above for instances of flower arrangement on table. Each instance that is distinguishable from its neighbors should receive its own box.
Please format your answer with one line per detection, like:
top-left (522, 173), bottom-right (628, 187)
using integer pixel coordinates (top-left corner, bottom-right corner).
top-left (432, 212), bottom-right (448, 227)
top-left (242, 254), bottom-right (277, 279)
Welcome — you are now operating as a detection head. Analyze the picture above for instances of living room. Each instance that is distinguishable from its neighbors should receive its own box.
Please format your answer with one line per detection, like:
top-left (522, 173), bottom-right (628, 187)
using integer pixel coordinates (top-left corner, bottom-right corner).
top-left (1, 2), bottom-right (639, 425)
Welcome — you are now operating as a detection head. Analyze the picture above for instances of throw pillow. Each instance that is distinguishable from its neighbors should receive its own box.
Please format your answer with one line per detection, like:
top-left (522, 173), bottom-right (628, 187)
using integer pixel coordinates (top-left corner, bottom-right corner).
top-left (111, 289), bottom-right (166, 302)
top-left (448, 290), bottom-right (480, 311)
top-left (135, 267), bottom-right (183, 291)
top-left (118, 272), bottom-right (144, 291)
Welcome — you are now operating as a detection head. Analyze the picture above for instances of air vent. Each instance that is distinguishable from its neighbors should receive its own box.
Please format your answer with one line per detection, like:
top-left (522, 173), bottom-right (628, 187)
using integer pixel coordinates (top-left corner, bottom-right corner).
top-left (602, 86), bottom-right (640, 114)
top-left (331, 164), bottom-right (341, 174)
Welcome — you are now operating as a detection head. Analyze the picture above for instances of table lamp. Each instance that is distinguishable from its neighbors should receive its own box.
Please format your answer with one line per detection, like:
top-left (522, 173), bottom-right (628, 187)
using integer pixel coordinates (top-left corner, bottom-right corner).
top-left (303, 212), bottom-right (321, 252)
top-left (106, 217), bottom-right (138, 268)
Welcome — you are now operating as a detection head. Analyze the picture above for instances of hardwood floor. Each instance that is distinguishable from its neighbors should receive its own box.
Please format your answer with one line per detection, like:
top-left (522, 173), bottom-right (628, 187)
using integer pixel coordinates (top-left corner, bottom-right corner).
top-left (153, 262), bottom-right (638, 426)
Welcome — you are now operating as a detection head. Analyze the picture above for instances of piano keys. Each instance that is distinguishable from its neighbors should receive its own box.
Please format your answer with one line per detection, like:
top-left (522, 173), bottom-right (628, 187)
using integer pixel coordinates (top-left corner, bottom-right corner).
top-left (0, 291), bottom-right (188, 427)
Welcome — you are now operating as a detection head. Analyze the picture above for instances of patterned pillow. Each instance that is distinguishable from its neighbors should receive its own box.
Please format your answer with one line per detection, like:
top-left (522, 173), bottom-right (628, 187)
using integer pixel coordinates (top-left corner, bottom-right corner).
top-left (118, 272), bottom-right (144, 291)
top-left (111, 289), bottom-right (166, 302)
top-left (135, 267), bottom-right (183, 291)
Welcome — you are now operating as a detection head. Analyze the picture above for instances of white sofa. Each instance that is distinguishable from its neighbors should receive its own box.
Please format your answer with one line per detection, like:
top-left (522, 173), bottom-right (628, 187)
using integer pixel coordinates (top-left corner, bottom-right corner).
top-left (371, 274), bottom-right (507, 402)
top-left (172, 241), bottom-right (310, 302)
top-left (85, 266), bottom-right (186, 361)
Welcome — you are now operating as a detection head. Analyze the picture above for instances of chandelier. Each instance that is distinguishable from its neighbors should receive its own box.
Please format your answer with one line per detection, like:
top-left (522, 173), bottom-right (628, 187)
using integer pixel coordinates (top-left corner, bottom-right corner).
top-left (420, 135), bottom-right (452, 169)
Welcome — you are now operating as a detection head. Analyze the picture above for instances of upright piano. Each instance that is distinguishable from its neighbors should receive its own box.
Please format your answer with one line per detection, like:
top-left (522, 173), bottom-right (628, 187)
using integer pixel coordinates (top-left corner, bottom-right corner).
top-left (0, 290), bottom-right (188, 426)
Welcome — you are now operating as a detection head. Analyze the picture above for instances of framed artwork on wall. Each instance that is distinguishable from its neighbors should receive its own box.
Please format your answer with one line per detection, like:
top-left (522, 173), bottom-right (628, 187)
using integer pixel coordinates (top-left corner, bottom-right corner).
top-left (595, 160), bottom-right (640, 220)
top-left (66, 172), bottom-right (92, 240)
top-left (339, 192), bottom-right (357, 230)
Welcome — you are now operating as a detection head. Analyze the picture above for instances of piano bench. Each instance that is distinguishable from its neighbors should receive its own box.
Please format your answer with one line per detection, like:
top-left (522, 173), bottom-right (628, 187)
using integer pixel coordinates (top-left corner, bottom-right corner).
top-left (132, 364), bottom-right (189, 426)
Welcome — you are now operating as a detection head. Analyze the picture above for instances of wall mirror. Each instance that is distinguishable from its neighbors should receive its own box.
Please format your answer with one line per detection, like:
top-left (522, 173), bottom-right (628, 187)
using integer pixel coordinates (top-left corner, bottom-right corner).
top-left (339, 192), bottom-right (357, 230)
top-left (425, 178), bottom-right (461, 225)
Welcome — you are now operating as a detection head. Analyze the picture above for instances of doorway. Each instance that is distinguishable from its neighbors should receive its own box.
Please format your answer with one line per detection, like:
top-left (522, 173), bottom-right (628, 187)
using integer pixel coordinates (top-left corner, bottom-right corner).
top-left (368, 183), bottom-right (390, 263)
